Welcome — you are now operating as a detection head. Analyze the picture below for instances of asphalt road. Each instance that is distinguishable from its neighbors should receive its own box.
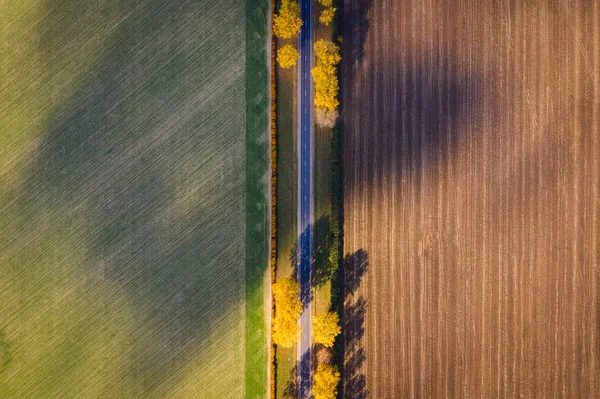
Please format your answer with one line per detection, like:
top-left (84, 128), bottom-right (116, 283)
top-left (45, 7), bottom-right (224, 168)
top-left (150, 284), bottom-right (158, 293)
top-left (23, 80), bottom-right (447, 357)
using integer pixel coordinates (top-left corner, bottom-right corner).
top-left (297, 0), bottom-right (313, 397)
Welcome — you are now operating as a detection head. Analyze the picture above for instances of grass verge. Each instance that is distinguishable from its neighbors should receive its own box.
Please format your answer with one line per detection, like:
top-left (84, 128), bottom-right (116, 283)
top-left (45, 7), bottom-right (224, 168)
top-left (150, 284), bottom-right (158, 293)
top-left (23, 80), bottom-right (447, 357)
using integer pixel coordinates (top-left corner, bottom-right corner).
top-left (245, 0), bottom-right (271, 397)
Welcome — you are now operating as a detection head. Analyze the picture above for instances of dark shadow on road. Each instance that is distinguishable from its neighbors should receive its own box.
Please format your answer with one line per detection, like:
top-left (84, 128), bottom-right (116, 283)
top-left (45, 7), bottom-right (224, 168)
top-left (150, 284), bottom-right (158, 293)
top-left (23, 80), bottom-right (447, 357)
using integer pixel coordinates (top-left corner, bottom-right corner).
top-left (291, 215), bottom-right (338, 290)
top-left (312, 215), bottom-right (335, 288)
top-left (294, 223), bottom-right (314, 308)
top-left (298, 349), bottom-right (312, 399)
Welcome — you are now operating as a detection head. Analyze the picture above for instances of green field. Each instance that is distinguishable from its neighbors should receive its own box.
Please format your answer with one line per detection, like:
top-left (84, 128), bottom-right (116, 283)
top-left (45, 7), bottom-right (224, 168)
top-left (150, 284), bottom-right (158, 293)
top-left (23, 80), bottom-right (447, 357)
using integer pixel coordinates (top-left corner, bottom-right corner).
top-left (0, 1), bottom-right (269, 398)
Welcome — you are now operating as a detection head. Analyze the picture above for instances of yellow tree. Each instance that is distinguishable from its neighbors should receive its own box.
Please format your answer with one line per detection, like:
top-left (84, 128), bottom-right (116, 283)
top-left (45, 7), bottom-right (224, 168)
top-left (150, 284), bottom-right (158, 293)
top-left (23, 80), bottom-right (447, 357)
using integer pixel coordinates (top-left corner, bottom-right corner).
top-left (273, 278), bottom-right (302, 348)
top-left (314, 39), bottom-right (341, 66)
top-left (312, 39), bottom-right (341, 119)
top-left (312, 63), bottom-right (339, 111)
top-left (273, 0), bottom-right (303, 39)
top-left (277, 44), bottom-right (299, 69)
top-left (319, 7), bottom-right (336, 26)
top-left (312, 311), bottom-right (341, 347)
top-left (313, 364), bottom-right (340, 399)
top-left (317, 0), bottom-right (333, 6)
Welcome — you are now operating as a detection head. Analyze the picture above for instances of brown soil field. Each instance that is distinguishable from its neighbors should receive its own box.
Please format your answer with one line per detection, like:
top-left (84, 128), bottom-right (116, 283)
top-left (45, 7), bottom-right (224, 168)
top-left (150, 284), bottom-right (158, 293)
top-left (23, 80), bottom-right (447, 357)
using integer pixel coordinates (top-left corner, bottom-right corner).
top-left (341, 0), bottom-right (600, 397)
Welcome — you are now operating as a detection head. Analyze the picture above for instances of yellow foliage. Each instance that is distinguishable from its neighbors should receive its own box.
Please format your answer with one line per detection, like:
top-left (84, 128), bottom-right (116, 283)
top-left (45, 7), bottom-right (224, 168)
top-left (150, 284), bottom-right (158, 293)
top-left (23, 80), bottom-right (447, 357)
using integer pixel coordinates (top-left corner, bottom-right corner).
top-left (313, 364), bottom-right (340, 399)
top-left (319, 7), bottom-right (336, 26)
top-left (312, 64), bottom-right (339, 111)
top-left (317, 0), bottom-right (333, 7)
top-left (314, 39), bottom-right (341, 66)
top-left (277, 44), bottom-right (299, 69)
top-left (273, 0), bottom-right (302, 39)
top-left (272, 278), bottom-right (302, 348)
top-left (312, 311), bottom-right (341, 347)
top-left (312, 39), bottom-right (341, 112)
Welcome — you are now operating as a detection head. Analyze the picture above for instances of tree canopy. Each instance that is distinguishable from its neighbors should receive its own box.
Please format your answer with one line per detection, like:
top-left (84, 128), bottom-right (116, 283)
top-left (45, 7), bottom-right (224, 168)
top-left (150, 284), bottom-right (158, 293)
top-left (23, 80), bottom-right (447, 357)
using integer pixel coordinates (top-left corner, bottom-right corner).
top-left (277, 44), bottom-right (299, 69)
top-left (312, 311), bottom-right (341, 347)
top-left (273, 0), bottom-right (302, 39)
top-left (312, 39), bottom-right (341, 115)
top-left (313, 364), bottom-right (340, 399)
top-left (319, 7), bottom-right (336, 26)
top-left (272, 278), bottom-right (302, 348)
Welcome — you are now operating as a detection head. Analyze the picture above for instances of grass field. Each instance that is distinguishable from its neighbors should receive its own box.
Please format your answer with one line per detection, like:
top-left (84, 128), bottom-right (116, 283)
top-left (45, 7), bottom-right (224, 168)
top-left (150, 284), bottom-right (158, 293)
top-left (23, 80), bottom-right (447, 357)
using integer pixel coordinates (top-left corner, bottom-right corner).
top-left (342, 0), bottom-right (599, 397)
top-left (311, 0), bottom-right (334, 342)
top-left (0, 1), bottom-right (269, 398)
top-left (273, 3), bottom-right (299, 394)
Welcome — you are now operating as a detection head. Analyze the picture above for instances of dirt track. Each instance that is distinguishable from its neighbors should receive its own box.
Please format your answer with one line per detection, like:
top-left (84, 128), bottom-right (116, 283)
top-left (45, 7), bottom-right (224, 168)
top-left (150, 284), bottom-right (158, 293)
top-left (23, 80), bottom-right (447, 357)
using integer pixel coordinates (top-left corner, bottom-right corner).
top-left (341, 0), bottom-right (600, 397)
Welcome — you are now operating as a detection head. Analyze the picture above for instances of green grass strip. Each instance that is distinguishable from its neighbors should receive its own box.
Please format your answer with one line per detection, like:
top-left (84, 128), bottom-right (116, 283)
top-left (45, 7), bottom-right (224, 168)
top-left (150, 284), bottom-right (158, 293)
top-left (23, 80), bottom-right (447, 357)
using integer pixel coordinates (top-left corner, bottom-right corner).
top-left (245, 0), bottom-right (270, 397)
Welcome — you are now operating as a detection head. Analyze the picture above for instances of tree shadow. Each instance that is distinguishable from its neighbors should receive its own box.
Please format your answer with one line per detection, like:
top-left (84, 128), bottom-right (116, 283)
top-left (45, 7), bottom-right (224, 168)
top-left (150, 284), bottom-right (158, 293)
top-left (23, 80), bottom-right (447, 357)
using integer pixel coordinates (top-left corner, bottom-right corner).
top-left (344, 249), bottom-right (368, 296)
top-left (298, 349), bottom-right (312, 399)
top-left (344, 296), bottom-right (366, 347)
top-left (340, 250), bottom-right (369, 399)
top-left (294, 224), bottom-right (313, 308)
top-left (283, 361), bottom-right (298, 399)
top-left (344, 347), bottom-right (367, 399)
top-left (342, 0), bottom-right (373, 66)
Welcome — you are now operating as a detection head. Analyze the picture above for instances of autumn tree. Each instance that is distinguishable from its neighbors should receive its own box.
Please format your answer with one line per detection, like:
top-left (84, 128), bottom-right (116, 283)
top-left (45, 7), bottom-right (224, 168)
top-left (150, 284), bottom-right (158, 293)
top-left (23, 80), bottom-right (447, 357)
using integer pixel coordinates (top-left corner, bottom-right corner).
top-left (313, 364), bottom-right (340, 399)
top-left (319, 7), bottom-right (336, 26)
top-left (273, 278), bottom-right (302, 348)
top-left (314, 39), bottom-right (341, 66)
top-left (317, 0), bottom-right (333, 6)
top-left (312, 39), bottom-right (341, 126)
top-left (273, 0), bottom-right (302, 39)
top-left (277, 44), bottom-right (299, 69)
top-left (312, 311), bottom-right (341, 347)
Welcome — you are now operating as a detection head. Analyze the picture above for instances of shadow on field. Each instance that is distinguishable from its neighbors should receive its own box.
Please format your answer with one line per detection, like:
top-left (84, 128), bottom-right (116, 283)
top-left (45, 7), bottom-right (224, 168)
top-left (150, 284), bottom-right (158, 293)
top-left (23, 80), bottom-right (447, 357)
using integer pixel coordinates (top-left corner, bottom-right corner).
top-left (283, 361), bottom-right (299, 398)
top-left (342, 250), bottom-right (369, 399)
top-left (342, 0), bottom-right (373, 66)
top-left (22, 0), bottom-right (254, 395)
top-left (342, 1), bottom-right (484, 187)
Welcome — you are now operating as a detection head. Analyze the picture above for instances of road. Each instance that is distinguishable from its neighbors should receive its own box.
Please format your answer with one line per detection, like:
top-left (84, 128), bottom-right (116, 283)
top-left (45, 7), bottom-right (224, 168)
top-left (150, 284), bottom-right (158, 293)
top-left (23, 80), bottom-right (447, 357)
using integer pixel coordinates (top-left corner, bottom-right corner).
top-left (297, 0), bottom-right (313, 397)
